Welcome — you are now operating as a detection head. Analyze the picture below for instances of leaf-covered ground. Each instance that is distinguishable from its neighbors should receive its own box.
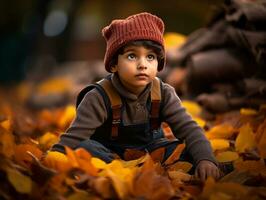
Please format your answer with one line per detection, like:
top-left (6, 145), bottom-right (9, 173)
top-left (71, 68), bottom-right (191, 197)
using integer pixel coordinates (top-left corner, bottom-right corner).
top-left (0, 80), bottom-right (266, 200)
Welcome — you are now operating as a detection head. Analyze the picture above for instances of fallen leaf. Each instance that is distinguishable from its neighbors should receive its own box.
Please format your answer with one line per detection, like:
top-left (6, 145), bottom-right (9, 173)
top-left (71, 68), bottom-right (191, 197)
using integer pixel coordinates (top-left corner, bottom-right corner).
top-left (216, 151), bottom-right (239, 162)
top-left (164, 143), bottom-right (185, 165)
top-left (205, 124), bottom-right (235, 139)
top-left (6, 167), bottom-right (33, 194)
top-left (166, 161), bottom-right (193, 173)
top-left (210, 139), bottom-right (230, 151)
top-left (38, 132), bottom-right (59, 150)
top-left (235, 124), bottom-right (256, 153)
top-left (133, 169), bottom-right (175, 200)
top-left (14, 144), bottom-right (43, 168)
top-left (43, 150), bottom-right (72, 172)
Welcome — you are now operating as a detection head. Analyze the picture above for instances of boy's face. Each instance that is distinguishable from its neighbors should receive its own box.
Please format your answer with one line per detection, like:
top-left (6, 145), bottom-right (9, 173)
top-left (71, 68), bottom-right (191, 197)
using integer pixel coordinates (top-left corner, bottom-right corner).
top-left (111, 45), bottom-right (158, 95)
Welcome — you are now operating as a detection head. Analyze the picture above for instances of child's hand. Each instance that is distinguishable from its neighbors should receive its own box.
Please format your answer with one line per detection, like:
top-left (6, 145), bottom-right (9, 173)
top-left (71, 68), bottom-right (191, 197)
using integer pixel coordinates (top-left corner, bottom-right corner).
top-left (195, 160), bottom-right (220, 181)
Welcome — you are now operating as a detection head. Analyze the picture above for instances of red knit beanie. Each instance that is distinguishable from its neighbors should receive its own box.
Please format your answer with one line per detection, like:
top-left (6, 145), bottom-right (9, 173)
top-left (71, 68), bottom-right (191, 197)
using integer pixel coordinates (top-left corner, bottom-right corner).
top-left (102, 12), bottom-right (165, 72)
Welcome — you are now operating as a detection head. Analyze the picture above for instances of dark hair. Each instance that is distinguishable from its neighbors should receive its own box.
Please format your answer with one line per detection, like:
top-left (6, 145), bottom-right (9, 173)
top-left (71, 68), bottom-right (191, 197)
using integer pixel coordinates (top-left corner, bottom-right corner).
top-left (109, 40), bottom-right (164, 68)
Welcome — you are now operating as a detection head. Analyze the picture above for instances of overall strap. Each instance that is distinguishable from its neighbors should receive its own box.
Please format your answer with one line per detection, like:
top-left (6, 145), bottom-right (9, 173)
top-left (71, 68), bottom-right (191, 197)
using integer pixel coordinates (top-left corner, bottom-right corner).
top-left (97, 78), bottom-right (122, 139)
top-left (150, 77), bottom-right (161, 130)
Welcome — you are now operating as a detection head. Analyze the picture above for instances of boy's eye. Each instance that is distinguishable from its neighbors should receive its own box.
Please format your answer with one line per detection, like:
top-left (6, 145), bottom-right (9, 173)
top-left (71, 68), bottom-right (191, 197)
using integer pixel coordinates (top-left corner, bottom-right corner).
top-left (147, 54), bottom-right (156, 61)
top-left (127, 53), bottom-right (136, 60)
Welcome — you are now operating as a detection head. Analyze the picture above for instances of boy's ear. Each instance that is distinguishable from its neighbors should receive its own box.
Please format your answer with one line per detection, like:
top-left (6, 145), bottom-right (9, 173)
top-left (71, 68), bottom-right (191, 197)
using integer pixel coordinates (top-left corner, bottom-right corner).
top-left (110, 65), bottom-right (118, 73)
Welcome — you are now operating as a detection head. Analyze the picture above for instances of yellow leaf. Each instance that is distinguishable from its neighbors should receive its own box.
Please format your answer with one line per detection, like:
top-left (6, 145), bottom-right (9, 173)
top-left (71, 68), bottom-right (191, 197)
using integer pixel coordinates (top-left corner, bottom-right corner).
top-left (194, 117), bottom-right (206, 128)
top-left (104, 160), bottom-right (137, 198)
top-left (91, 157), bottom-right (107, 169)
top-left (240, 108), bottom-right (258, 116)
top-left (36, 78), bottom-right (72, 94)
top-left (6, 167), bottom-right (32, 194)
top-left (216, 151), bottom-right (239, 162)
top-left (235, 124), bottom-right (256, 153)
top-left (210, 139), bottom-right (230, 151)
top-left (164, 32), bottom-right (186, 49)
top-left (205, 124), bottom-right (235, 139)
top-left (182, 100), bottom-right (202, 117)
top-left (58, 105), bottom-right (76, 129)
top-left (43, 150), bottom-right (72, 172)
top-left (39, 132), bottom-right (59, 150)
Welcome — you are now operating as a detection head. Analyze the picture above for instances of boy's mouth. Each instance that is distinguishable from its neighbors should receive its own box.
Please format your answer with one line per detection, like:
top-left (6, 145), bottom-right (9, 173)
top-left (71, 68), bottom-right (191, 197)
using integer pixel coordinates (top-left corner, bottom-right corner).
top-left (135, 73), bottom-right (149, 78)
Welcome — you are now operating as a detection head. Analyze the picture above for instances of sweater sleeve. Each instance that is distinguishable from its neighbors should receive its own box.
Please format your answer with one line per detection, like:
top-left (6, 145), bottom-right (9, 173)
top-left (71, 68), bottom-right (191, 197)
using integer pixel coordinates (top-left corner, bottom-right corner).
top-left (51, 88), bottom-right (108, 153)
top-left (161, 83), bottom-right (217, 165)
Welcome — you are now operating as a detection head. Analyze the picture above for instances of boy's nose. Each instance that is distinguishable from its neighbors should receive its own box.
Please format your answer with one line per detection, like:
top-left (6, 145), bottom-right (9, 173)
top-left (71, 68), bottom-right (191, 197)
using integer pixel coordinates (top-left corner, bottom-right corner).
top-left (137, 58), bottom-right (148, 70)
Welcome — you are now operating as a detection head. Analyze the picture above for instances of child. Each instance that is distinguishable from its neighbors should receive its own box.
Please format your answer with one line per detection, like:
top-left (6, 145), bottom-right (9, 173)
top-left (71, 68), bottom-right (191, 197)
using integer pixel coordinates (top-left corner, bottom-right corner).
top-left (51, 12), bottom-right (220, 181)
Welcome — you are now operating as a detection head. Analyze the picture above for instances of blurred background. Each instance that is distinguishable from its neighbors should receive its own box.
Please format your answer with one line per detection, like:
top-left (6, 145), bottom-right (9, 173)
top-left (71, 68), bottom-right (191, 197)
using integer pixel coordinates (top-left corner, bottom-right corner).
top-left (0, 0), bottom-right (223, 84)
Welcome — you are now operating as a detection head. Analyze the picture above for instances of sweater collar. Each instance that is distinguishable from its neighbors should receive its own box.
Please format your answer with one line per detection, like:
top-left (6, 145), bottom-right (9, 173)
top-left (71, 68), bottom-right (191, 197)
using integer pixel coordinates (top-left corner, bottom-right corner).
top-left (110, 73), bottom-right (152, 101)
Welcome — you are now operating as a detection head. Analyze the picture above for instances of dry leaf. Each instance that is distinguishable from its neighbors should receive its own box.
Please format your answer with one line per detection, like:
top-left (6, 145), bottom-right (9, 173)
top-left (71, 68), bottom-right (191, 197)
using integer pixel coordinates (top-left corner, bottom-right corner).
top-left (6, 167), bottom-right (33, 194)
top-left (38, 132), bottom-right (59, 150)
top-left (166, 161), bottom-right (193, 173)
top-left (43, 150), bottom-right (72, 172)
top-left (164, 143), bottom-right (185, 165)
top-left (150, 147), bottom-right (165, 163)
top-left (234, 159), bottom-right (266, 176)
top-left (235, 124), bottom-right (256, 153)
top-left (205, 124), bottom-right (235, 139)
top-left (133, 169), bottom-right (175, 200)
top-left (91, 157), bottom-right (107, 169)
top-left (210, 139), bottom-right (230, 151)
top-left (216, 151), bottom-right (239, 162)
top-left (168, 170), bottom-right (192, 184)
top-left (58, 105), bottom-right (76, 129)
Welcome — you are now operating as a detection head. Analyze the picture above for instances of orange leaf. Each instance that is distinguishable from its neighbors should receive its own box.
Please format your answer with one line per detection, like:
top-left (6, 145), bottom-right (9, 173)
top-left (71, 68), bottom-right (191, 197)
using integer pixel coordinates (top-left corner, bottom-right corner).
top-left (65, 146), bottom-right (80, 168)
top-left (150, 147), bottom-right (165, 163)
top-left (133, 169), bottom-right (175, 200)
top-left (164, 143), bottom-right (185, 165)
top-left (74, 148), bottom-right (98, 176)
top-left (14, 144), bottom-right (43, 168)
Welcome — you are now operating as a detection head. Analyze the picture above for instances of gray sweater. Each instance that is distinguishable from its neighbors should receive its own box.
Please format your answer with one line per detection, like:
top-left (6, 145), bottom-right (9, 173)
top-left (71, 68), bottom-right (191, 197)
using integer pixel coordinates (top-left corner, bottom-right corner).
top-left (51, 73), bottom-right (216, 165)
